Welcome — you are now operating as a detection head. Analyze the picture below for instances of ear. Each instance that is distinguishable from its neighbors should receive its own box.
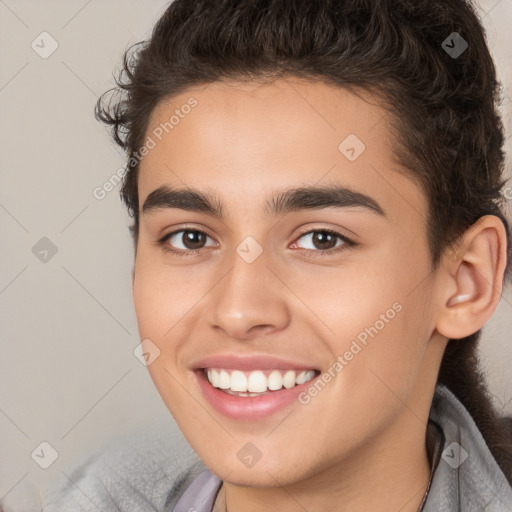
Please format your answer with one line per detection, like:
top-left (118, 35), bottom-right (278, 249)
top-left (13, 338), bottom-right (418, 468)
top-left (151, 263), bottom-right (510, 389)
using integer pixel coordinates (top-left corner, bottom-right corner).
top-left (435, 215), bottom-right (508, 340)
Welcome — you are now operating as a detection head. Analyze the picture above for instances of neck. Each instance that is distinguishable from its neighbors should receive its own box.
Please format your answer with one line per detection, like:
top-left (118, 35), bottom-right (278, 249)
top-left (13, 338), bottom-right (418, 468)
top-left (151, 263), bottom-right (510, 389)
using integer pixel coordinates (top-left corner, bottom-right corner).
top-left (214, 339), bottom-right (446, 512)
top-left (217, 411), bottom-right (432, 512)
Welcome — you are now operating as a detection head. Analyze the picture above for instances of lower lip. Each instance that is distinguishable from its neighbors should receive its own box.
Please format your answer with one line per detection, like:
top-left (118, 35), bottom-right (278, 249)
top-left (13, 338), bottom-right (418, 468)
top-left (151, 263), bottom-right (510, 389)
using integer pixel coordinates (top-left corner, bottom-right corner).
top-left (194, 370), bottom-right (319, 420)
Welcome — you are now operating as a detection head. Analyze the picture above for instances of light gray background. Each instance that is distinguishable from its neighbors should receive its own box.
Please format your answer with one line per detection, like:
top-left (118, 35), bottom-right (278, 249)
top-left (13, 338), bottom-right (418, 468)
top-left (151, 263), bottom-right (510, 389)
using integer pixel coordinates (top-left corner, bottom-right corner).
top-left (1, 0), bottom-right (511, 507)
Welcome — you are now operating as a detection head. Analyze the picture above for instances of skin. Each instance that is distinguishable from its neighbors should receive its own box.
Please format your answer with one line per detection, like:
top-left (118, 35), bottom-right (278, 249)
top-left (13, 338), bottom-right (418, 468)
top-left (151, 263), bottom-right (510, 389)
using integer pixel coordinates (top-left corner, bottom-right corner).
top-left (131, 76), bottom-right (507, 512)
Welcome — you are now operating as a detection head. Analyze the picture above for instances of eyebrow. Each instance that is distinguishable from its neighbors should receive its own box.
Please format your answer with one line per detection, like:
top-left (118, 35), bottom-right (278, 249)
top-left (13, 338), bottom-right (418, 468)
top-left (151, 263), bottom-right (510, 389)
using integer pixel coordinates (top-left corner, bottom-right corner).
top-left (142, 184), bottom-right (386, 218)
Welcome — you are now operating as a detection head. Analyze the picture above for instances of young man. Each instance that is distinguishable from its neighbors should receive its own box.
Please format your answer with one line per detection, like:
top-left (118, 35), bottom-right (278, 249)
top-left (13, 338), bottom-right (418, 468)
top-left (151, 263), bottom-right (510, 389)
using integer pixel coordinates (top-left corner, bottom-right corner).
top-left (43, 0), bottom-right (512, 510)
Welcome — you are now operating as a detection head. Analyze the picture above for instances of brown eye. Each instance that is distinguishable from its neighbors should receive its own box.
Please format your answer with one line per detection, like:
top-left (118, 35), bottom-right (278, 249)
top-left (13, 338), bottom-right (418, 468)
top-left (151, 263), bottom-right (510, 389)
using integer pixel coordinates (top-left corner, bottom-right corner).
top-left (295, 230), bottom-right (347, 251)
top-left (294, 229), bottom-right (356, 256)
top-left (161, 229), bottom-right (216, 255)
top-left (180, 230), bottom-right (207, 250)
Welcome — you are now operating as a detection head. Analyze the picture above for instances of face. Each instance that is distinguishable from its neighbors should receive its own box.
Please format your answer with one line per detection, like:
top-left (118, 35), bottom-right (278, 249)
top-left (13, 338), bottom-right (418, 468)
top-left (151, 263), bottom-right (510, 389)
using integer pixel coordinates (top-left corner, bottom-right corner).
top-left (132, 77), bottom-right (447, 487)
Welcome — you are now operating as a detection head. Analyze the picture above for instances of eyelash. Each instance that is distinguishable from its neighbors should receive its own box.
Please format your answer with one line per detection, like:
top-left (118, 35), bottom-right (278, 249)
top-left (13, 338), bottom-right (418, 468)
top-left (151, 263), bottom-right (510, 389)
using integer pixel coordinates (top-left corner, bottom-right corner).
top-left (157, 227), bottom-right (356, 258)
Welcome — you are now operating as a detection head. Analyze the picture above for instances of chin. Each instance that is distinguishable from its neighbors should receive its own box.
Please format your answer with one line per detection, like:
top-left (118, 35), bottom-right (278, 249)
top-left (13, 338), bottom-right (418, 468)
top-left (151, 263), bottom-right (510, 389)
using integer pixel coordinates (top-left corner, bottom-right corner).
top-left (223, 470), bottom-right (294, 488)
top-left (206, 456), bottom-right (312, 488)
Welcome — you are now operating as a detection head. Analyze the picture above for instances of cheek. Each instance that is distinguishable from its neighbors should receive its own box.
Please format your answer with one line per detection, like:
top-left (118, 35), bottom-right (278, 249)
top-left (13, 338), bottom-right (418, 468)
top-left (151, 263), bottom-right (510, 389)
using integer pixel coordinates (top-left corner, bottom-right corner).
top-left (298, 249), bottom-right (431, 391)
top-left (132, 263), bottom-right (199, 421)
top-left (132, 256), bottom-right (206, 338)
top-left (287, 259), bottom-right (403, 344)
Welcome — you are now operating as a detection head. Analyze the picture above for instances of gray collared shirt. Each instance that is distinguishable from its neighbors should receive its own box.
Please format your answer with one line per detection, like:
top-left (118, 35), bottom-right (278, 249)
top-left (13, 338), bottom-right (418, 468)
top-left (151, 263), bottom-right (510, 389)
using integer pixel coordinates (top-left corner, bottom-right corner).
top-left (36, 385), bottom-right (512, 512)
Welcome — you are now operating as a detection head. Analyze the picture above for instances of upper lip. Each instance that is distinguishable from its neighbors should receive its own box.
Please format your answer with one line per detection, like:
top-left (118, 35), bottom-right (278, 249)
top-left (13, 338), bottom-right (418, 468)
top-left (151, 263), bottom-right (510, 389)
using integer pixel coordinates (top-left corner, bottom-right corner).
top-left (190, 353), bottom-right (319, 372)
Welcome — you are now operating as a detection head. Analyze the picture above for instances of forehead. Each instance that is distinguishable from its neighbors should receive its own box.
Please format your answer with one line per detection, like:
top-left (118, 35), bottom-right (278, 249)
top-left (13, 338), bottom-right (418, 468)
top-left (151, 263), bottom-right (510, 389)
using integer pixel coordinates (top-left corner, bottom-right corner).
top-left (138, 76), bottom-right (426, 223)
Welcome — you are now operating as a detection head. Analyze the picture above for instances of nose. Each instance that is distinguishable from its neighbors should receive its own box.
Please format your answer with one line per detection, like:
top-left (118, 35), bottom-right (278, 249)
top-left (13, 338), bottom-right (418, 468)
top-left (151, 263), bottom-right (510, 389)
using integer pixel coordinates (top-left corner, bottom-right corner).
top-left (207, 248), bottom-right (291, 341)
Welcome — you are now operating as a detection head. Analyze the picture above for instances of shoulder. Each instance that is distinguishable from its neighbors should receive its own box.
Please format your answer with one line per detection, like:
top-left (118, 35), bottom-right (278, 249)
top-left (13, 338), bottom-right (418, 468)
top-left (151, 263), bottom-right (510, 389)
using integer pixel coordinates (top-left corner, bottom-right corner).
top-left (41, 424), bottom-right (206, 512)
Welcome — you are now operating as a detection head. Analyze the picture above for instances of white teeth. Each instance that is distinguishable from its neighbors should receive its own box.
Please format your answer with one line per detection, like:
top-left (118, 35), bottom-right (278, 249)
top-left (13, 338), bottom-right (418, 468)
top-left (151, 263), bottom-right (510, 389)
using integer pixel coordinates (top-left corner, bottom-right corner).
top-left (230, 370), bottom-right (248, 392)
top-left (267, 370), bottom-right (283, 390)
top-left (218, 369), bottom-right (231, 389)
top-left (207, 369), bottom-right (218, 388)
top-left (296, 370), bottom-right (316, 385)
top-left (247, 370), bottom-right (267, 392)
top-left (283, 370), bottom-right (296, 389)
top-left (205, 368), bottom-right (317, 394)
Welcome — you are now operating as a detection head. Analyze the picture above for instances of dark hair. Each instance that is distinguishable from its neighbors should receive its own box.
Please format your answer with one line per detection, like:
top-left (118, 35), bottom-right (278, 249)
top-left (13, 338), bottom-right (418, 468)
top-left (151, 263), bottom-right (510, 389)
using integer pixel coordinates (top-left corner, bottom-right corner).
top-left (96, 0), bottom-right (512, 482)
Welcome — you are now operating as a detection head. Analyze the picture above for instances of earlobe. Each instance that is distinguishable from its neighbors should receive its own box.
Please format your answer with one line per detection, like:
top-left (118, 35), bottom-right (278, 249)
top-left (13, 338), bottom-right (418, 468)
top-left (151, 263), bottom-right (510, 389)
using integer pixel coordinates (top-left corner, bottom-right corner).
top-left (436, 215), bottom-right (508, 340)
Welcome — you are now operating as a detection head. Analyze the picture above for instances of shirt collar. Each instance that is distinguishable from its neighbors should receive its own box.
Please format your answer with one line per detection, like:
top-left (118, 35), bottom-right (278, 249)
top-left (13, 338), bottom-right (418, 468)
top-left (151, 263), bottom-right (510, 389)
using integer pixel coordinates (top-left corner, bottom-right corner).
top-left (422, 384), bottom-right (512, 511)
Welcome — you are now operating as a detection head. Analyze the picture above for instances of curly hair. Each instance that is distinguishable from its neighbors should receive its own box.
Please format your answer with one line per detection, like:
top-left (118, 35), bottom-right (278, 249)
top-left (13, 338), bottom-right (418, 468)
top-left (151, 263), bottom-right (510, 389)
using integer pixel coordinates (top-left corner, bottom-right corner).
top-left (95, 0), bottom-right (512, 482)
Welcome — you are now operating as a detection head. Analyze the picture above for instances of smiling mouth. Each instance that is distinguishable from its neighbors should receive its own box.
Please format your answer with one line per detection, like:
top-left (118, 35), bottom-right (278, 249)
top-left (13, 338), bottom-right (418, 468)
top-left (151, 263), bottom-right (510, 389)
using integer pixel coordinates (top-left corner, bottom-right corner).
top-left (201, 367), bottom-right (320, 397)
